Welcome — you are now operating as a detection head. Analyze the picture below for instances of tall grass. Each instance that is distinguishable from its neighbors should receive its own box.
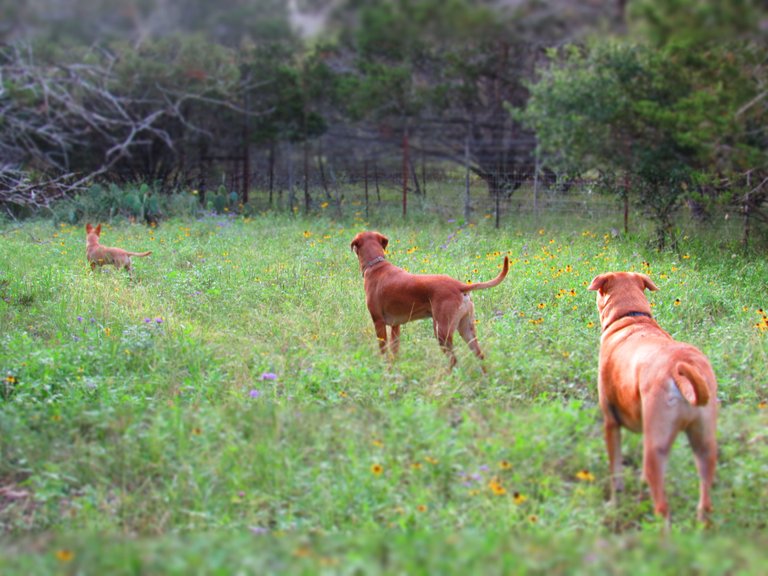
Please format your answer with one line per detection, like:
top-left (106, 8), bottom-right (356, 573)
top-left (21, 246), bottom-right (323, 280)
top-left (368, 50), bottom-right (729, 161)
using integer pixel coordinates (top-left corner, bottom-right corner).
top-left (0, 206), bottom-right (766, 574)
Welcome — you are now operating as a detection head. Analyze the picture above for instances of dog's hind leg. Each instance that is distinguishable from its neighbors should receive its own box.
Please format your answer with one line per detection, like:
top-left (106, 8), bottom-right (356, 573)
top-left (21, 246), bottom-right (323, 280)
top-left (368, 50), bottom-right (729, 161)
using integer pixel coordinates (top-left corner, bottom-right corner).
top-left (433, 318), bottom-right (457, 370)
top-left (686, 420), bottom-right (717, 522)
top-left (642, 413), bottom-right (679, 520)
top-left (457, 298), bottom-right (484, 361)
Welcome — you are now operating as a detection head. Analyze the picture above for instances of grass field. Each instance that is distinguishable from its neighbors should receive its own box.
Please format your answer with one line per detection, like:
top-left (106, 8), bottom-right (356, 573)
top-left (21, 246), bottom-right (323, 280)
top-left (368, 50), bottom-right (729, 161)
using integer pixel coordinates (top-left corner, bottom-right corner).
top-left (1, 202), bottom-right (767, 574)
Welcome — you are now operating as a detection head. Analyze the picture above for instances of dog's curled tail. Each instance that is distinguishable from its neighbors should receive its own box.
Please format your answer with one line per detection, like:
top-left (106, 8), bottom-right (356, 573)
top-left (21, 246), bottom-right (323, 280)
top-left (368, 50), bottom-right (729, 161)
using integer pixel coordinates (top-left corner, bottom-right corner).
top-left (673, 362), bottom-right (710, 406)
top-left (463, 256), bottom-right (509, 292)
top-left (129, 251), bottom-right (152, 257)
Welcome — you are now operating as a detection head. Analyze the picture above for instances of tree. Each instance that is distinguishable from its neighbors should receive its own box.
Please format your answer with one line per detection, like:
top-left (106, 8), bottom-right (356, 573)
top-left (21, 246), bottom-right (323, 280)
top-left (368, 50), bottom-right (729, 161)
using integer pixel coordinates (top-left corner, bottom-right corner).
top-left (0, 37), bottom-right (257, 212)
top-left (628, 0), bottom-right (768, 246)
top-left (521, 31), bottom-right (767, 248)
top-left (328, 0), bottom-right (625, 216)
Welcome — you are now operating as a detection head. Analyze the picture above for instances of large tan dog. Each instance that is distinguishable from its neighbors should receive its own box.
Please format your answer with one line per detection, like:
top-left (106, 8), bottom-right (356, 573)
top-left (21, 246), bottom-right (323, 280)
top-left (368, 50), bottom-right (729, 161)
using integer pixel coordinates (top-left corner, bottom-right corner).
top-left (351, 230), bottom-right (508, 369)
top-left (85, 223), bottom-right (152, 274)
top-left (588, 271), bottom-right (717, 522)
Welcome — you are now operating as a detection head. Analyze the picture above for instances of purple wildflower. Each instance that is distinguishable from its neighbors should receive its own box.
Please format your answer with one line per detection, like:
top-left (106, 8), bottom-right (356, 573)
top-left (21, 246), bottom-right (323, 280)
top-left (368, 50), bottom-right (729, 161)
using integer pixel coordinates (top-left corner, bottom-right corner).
top-left (155, 317), bottom-right (164, 324)
top-left (260, 372), bottom-right (277, 381)
top-left (144, 318), bottom-right (152, 324)
top-left (249, 389), bottom-right (261, 399)
top-left (77, 316), bottom-right (83, 323)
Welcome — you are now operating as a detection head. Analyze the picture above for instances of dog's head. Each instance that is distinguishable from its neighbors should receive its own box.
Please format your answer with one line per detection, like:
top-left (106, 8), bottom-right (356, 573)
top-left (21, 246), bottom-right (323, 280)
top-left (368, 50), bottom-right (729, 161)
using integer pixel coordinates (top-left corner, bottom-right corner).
top-left (588, 272), bottom-right (658, 328)
top-left (85, 223), bottom-right (102, 243)
top-left (350, 231), bottom-right (388, 255)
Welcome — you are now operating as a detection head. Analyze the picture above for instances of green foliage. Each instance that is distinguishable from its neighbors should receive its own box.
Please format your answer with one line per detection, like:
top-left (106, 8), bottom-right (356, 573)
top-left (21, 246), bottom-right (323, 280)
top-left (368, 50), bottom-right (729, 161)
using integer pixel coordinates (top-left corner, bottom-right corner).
top-left (51, 184), bottom-right (198, 224)
top-left (628, 0), bottom-right (763, 47)
top-left (112, 34), bottom-right (240, 98)
top-left (0, 212), bottom-right (766, 570)
top-left (521, 34), bottom-right (768, 247)
top-left (336, 0), bottom-right (503, 129)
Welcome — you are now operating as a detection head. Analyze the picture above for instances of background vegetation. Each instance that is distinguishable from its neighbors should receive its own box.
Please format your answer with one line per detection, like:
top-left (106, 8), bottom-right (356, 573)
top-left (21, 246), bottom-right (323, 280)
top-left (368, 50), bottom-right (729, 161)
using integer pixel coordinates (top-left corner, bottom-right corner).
top-left (1, 1), bottom-right (767, 573)
top-left (2, 0), bottom-right (767, 247)
top-left (1, 195), bottom-right (767, 572)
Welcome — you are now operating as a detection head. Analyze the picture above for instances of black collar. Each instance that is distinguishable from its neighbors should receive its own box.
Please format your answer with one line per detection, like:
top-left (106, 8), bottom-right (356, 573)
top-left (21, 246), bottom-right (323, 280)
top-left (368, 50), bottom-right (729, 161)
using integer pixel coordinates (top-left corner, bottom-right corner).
top-left (362, 255), bottom-right (386, 276)
top-left (621, 311), bottom-right (653, 320)
top-left (603, 311), bottom-right (653, 333)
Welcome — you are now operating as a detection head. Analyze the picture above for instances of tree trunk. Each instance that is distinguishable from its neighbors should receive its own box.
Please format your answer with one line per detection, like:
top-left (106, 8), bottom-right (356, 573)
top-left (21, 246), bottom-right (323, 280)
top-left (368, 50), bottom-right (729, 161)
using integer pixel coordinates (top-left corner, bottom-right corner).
top-left (303, 138), bottom-right (310, 214)
top-left (495, 186), bottom-right (501, 229)
top-left (421, 153), bottom-right (427, 197)
top-left (464, 130), bottom-right (471, 223)
top-left (268, 140), bottom-right (275, 207)
top-left (199, 141), bottom-right (209, 207)
top-left (242, 90), bottom-right (250, 206)
top-left (317, 146), bottom-right (330, 196)
top-left (409, 156), bottom-right (421, 196)
top-left (742, 172), bottom-right (752, 248)
top-left (364, 157), bottom-right (370, 220)
top-left (287, 142), bottom-right (295, 213)
top-left (402, 127), bottom-right (409, 218)
top-left (302, 63), bottom-right (310, 215)
top-left (533, 153), bottom-right (540, 222)
top-left (623, 170), bottom-right (630, 235)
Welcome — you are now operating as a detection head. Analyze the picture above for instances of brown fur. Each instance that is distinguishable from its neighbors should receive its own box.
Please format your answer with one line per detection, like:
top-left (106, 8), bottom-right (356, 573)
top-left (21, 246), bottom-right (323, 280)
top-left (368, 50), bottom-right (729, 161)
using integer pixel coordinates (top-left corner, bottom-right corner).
top-left (351, 230), bottom-right (508, 369)
top-left (588, 271), bottom-right (717, 523)
top-left (85, 223), bottom-right (152, 275)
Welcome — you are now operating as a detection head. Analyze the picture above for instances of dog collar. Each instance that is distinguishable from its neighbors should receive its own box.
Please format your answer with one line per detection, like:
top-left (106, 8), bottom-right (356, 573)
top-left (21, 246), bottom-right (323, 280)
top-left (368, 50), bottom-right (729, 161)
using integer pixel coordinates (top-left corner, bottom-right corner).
top-left (603, 311), bottom-right (653, 332)
top-left (621, 311), bottom-right (653, 319)
top-left (362, 255), bottom-right (386, 275)
top-left (603, 311), bottom-right (653, 333)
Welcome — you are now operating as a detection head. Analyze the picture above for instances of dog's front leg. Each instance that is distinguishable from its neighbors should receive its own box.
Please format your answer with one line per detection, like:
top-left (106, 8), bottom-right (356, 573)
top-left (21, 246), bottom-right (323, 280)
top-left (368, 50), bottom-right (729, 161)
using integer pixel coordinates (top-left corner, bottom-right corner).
top-left (373, 319), bottom-right (389, 354)
top-left (390, 325), bottom-right (401, 355)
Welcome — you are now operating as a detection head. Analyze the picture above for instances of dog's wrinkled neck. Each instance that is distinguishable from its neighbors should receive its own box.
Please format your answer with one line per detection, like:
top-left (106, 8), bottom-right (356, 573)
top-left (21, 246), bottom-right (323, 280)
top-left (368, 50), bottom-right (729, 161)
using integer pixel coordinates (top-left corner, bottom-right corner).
top-left (362, 255), bottom-right (386, 276)
top-left (602, 310), bottom-right (653, 332)
top-left (620, 311), bottom-right (653, 320)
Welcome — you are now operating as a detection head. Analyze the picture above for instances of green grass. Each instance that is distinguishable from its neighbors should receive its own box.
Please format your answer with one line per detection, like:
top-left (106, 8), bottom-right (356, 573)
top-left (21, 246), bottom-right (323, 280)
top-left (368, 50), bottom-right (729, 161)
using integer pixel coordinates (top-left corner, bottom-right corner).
top-left (0, 206), bottom-right (767, 574)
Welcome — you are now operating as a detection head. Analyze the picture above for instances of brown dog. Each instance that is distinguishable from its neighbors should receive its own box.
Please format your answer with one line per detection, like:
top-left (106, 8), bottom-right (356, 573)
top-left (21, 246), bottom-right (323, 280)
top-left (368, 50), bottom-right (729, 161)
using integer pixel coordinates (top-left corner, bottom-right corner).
top-left (351, 231), bottom-right (508, 369)
top-left (85, 223), bottom-right (152, 274)
top-left (588, 271), bottom-right (717, 522)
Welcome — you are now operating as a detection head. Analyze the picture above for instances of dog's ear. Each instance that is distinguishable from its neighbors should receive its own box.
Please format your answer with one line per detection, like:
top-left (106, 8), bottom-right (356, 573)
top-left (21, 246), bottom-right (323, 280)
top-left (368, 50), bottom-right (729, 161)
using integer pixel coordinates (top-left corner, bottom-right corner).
top-left (639, 274), bottom-right (659, 292)
top-left (587, 274), bottom-right (609, 292)
top-left (376, 232), bottom-right (389, 250)
top-left (350, 236), bottom-right (360, 254)
top-left (95, 224), bottom-right (102, 235)
top-left (86, 223), bottom-right (93, 233)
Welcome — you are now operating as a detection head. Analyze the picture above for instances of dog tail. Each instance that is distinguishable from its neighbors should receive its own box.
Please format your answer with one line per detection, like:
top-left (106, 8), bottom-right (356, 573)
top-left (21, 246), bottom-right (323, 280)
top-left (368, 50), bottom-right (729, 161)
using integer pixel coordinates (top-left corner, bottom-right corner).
top-left (463, 256), bottom-right (509, 292)
top-left (673, 362), bottom-right (710, 406)
top-left (128, 251), bottom-right (152, 257)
